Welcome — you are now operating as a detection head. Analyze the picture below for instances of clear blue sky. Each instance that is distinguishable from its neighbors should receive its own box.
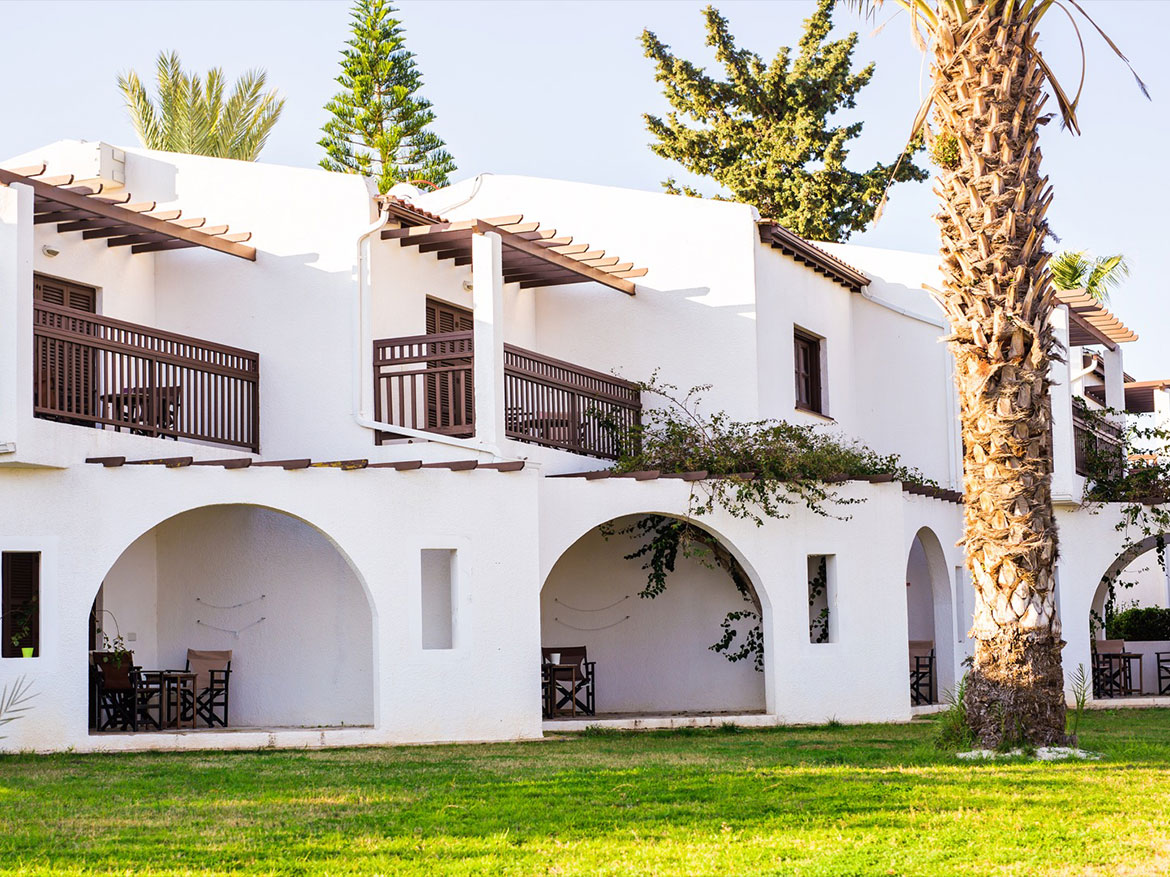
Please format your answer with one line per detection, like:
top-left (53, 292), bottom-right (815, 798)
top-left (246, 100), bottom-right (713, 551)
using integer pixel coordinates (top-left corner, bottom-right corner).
top-left (4, 0), bottom-right (1167, 379)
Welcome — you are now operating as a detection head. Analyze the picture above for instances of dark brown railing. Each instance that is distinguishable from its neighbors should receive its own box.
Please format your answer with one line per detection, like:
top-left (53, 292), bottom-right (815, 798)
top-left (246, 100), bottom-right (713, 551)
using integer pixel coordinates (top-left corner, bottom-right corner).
top-left (34, 303), bottom-right (260, 452)
top-left (372, 331), bottom-right (641, 459)
top-left (373, 331), bottom-right (475, 438)
top-left (1073, 398), bottom-right (1123, 478)
top-left (503, 344), bottom-right (640, 459)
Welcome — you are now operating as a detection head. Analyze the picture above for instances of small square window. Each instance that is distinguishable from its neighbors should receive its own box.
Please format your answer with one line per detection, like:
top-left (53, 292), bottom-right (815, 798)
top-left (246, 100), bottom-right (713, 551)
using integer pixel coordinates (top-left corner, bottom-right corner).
top-left (794, 329), bottom-right (824, 414)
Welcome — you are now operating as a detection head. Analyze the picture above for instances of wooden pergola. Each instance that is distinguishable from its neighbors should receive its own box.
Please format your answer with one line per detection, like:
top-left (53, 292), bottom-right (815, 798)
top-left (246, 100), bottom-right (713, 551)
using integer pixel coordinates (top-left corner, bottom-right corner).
top-left (381, 213), bottom-right (647, 295)
top-left (1, 164), bottom-right (255, 260)
top-left (1055, 288), bottom-right (1138, 349)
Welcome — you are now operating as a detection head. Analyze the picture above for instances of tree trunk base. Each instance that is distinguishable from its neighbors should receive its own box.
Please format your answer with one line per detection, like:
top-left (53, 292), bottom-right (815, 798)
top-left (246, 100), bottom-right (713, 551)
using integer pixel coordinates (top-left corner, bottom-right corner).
top-left (965, 629), bottom-right (1069, 748)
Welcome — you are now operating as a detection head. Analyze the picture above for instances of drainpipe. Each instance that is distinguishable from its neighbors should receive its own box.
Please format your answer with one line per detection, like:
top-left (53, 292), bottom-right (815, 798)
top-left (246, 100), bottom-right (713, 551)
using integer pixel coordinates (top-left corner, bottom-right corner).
top-left (351, 199), bottom-right (511, 456)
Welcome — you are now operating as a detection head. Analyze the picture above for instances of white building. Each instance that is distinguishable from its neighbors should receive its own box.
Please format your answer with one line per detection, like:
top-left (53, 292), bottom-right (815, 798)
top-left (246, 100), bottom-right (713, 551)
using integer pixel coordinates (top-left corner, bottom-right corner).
top-left (0, 140), bottom-right (1165, 753)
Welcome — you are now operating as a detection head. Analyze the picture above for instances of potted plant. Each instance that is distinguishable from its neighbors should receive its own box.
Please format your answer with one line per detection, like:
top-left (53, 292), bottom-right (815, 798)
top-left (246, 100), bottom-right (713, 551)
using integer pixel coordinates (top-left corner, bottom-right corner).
top-left (6, 595), bottom-right (37, 658)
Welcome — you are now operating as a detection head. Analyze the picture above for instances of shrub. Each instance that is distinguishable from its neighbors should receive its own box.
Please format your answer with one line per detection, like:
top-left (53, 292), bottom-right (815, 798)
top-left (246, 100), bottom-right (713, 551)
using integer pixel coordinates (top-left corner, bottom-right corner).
top-left (1107, 606), bottom-right (1170, 641)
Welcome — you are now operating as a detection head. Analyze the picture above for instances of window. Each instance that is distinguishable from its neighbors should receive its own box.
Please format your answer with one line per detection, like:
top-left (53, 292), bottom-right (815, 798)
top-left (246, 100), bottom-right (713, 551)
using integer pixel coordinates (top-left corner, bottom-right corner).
top-left (794, 329), bottom-right (823, 414)
top-left (808, 555), bottom-right (835, 643)
top-left (420, 549), bottom-right (456, 650)
top-left (2, 552), bottom-right (40, 658)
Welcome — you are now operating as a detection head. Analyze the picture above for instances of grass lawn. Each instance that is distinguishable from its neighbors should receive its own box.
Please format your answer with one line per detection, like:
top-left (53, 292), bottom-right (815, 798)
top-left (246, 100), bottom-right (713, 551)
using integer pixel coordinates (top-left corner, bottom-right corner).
top-left (1, 709), bottom-right (1169, 876)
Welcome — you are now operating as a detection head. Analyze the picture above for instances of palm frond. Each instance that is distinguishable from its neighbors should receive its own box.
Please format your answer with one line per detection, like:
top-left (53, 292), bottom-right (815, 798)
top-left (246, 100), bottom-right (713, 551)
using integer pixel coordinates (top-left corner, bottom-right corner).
top-left (0, 675), bottom-right (37, 739)
top-left (114, 52), bottom-right (283, 160)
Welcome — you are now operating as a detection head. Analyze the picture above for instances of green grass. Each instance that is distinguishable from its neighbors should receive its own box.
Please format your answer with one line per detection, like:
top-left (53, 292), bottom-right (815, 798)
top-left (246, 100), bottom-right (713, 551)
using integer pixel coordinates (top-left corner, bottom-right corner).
top-left (2, 709), bottom-right (1169, 875)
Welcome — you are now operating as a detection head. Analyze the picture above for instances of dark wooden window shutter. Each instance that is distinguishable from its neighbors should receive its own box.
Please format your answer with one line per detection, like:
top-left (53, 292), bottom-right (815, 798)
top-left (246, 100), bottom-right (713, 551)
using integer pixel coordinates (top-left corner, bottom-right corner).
top-left (34, 274), bottom-right (97, 312)
top-left (424, 299), bottom-right (474, 431)
top-left (33, 274), bottom-right (98, 421)
top-left (2, 552), bottom-right (40, 658)
top-left (794, 329), bottom-right (823, 414)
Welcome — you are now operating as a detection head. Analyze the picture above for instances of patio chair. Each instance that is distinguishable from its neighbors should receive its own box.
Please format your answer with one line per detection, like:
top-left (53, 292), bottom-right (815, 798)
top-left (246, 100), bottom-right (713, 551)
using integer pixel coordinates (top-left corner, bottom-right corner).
top-left (92, 651), bottom-right (160, 731)
top-left (1092, 639), bottom-right (1140, 698)
top-left (541, 646), bottom-right (595, 717)
top-left (182, 649), bottom-right (232, 727)
top-left (908, 640), bottom-right (935, 706)
top-left (1158, 651), bottom-right (1170, 697)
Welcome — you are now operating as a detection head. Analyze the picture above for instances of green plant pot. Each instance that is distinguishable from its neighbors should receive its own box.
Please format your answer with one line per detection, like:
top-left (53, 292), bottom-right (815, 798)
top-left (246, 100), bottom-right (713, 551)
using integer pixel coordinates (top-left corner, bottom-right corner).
top-left (21, 647), bottom-right (34, 658)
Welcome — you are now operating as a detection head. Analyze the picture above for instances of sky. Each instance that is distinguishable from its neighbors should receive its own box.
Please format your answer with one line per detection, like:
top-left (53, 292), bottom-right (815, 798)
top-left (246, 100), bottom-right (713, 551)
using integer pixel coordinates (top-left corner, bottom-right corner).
top-left (3, 0), bottom-right (1167, 380)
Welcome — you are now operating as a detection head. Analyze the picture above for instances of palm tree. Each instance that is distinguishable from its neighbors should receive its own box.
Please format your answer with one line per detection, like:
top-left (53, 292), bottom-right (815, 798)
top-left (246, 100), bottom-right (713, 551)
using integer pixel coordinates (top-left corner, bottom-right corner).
top-left (846, 0), bottom-right (1145, 746)
top-left (1050, 250), bottom-right (1129, 303)
top-left (117, 51), bottom-right (285, 161)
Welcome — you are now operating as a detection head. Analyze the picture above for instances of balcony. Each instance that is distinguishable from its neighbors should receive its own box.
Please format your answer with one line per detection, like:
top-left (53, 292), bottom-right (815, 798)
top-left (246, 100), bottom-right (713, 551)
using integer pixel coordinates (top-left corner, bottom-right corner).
top-left (33, 303), bottom-right (260, 452)
top-left (373, 331), bottom-right (640, 459)
top-left (1073, 398), bottom-right (1123, 478)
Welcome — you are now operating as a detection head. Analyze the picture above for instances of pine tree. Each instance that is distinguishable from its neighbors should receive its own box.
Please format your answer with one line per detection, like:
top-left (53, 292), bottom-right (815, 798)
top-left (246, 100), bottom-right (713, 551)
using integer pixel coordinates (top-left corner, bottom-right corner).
top-left (319, 0), bottom-right (456, 192)
top-left (641, 0), bottom-right (927, 242)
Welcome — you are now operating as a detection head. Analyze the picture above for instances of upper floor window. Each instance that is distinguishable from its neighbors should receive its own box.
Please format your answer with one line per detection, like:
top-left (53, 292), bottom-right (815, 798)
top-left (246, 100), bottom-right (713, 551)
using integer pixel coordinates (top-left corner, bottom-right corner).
top-left (2, 552), bottom-right (40, 658)
top-left (794, 328), bottom-right (824, 415)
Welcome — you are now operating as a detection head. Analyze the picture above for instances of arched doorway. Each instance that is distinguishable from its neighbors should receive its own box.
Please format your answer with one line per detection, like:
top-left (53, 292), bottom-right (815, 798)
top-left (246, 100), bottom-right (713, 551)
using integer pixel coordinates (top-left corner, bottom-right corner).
top-left (1089, 534), bottom-right (1170, 698)
top-left (905, 527), bottom-right (956, 705)
top-left (90, 504), bottom-right (375, 730)
top-left (540, 514), bottom-right (765, 718)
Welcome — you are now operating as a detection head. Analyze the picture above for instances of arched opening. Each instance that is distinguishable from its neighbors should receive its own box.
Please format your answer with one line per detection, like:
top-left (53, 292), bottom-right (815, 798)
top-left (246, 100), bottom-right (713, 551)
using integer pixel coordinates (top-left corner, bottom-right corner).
top-left (540, 514), bottom-right (766, 719)
top-left (89, 504), bottom-right (375, 732)
top-left (905, 527), bottom-right (955, 705)
top-left (1089, 534), bottom-right (1170, 698)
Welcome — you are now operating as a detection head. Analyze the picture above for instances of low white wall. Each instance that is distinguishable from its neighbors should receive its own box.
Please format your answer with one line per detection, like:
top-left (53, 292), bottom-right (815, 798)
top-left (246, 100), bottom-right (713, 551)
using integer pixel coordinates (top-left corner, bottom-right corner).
top-left (541, 517), bottom-right (764, 714)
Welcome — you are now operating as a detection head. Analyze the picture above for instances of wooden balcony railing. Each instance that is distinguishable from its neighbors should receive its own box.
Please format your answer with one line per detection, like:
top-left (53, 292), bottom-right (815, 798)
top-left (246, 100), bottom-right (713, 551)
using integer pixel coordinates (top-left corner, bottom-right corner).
top-left (1073, 398), bottom-right (1123, 478)
top-left (33, 303), bottom-right (260, 452)
top-left (372, 331), bottom-right (641, 459)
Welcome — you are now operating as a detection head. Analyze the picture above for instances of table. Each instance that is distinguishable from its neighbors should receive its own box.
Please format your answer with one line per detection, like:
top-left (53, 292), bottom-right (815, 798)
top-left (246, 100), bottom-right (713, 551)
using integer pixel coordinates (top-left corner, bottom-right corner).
top-left (100, 386), bottom-right (182, 437)
top-left (1094, 652), bottom-right (1143, 697)
top-left (542, 662), bottom-right (580, 718)
top-left (161, 670), bottom-right (197, 729)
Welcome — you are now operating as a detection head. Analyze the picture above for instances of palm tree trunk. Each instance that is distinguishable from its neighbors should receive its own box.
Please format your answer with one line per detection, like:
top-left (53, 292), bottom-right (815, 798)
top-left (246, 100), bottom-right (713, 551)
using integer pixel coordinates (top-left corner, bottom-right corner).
top-left (930, 5), bottom-right (1067, 746)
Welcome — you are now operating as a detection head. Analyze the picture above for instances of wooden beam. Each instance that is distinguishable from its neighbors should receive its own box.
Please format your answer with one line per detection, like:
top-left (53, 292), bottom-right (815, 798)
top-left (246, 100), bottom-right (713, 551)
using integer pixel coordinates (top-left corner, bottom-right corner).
top-left (107, 233), bottom-right (175, 248)
top-left (310, 459), bottom-right (369, 470)
top-left (479, 461), bottom-right (525, 471)
top-left (420, 460), bottom-right (479, 470)
top-left (0, 168), bottom-right (255, 260)
top-left (366, 460), bottom-right (424, 470)
top-left (126, 456), bottom-right (194, 468)
top-left (85, 456), bottom-right (126, 467)
top-left (190, 458), bottom-right (253, 469)
top-left (130, 239), bottom-right (201, 254)
top-left (252, 458), bottom-right (312, 469)
top-left (476, 221), bottom-right (634, 295)
top-left (381, 215), bottom-right (526, 240)
top-left (7, 163), bottom-right (46, 176)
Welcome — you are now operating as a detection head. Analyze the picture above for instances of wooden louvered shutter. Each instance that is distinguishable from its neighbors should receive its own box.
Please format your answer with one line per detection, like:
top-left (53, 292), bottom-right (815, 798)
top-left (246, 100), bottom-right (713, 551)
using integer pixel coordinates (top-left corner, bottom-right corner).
top-left (425, 299), bottom-right (474, 433)
top-left (33, 274), bottom-right (97, 421)
top-left (2, 552), bottom-right (40, 657)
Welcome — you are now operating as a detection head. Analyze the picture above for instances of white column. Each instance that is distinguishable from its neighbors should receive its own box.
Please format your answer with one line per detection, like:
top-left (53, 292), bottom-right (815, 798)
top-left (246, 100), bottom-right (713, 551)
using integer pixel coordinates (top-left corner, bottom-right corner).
top-left (1101, 344), bottom-right (1126, 414)
top-left (471, 230), bottom-right (505, 449)
top-left (1049, 304), bottom-right (1077, 501)
top-left (0, 183), bottom-right (33, 452)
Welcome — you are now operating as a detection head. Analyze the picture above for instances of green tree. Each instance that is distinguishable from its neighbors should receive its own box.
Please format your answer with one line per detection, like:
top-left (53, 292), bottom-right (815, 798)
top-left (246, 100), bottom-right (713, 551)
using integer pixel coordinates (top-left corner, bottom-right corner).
top-left (640, 0), bottom-right (927, 242)
top-left (117, 51), bottom-right (284, 161)
top-left (319, 0), bottom-right (456, 193)
top-left (1051, 251), bottom-right (1130, 303)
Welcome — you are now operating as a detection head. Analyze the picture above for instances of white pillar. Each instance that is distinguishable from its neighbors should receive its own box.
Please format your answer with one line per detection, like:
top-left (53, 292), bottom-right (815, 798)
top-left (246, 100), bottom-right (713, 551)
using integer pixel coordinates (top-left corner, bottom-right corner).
top-left (1049, 304), bottom-right (1077, 501)
top-left (0, 183), bottom-right (33, 452)
top-left (471, 230), bottom-right (505, 449)
top-left (1101, 344), bottom-right (1126, 415)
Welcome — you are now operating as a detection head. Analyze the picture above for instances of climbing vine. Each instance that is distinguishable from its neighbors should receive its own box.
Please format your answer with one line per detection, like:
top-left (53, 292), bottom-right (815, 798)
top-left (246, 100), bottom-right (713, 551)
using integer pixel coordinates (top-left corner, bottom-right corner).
top-left (603, 376), bottom-right (930, 670)
top-left (1079, 399), bottom-right (1170, 635)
